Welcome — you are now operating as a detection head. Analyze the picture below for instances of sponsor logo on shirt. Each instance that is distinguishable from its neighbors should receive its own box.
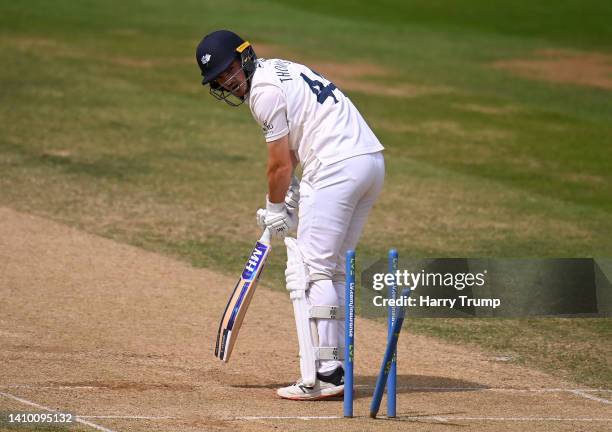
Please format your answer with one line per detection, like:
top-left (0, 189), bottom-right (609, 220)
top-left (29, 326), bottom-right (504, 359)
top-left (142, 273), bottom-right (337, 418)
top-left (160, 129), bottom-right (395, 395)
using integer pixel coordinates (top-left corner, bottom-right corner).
top-left (262, 120), bottom-right (274, 133)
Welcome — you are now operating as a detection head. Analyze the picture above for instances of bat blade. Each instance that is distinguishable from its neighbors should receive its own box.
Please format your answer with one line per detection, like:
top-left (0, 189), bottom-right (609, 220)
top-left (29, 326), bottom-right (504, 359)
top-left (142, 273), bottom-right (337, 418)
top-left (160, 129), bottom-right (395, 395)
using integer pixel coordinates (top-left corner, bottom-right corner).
top-left (214, 229), bottom-right (271, 362)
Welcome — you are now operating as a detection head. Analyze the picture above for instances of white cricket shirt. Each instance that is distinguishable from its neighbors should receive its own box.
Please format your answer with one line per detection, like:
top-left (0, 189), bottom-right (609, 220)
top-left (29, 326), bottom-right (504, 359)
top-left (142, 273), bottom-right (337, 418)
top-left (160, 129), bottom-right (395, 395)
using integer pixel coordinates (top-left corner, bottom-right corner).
top-left (246, 58), bottom-right (384, 173)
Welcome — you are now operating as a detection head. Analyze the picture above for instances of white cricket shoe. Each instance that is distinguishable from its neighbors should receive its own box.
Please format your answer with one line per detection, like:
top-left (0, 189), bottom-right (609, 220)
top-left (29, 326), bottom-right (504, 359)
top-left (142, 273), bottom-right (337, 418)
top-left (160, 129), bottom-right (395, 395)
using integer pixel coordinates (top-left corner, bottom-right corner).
top-left (277, 367), bottom-right (344, 401)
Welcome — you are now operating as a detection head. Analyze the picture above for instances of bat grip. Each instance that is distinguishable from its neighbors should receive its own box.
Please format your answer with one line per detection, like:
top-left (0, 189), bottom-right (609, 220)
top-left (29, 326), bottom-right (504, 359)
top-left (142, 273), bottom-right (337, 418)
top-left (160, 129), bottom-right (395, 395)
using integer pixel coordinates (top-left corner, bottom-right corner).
top-left (259, 227), bottom-right (272, 245)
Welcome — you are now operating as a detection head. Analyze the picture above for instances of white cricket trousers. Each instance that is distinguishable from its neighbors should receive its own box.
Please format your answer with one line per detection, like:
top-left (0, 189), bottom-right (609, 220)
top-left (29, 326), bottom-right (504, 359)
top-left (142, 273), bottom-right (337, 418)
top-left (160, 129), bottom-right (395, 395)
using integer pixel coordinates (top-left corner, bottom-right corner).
top-left (298, 151), bottom-right (385, 374)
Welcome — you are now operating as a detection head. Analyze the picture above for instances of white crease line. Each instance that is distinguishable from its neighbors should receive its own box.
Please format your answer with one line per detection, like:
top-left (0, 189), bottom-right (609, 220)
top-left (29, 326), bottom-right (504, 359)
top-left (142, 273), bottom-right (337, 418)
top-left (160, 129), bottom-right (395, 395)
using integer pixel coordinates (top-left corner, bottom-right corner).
top-left (0, 384), bottom-right (98, 390)
top-left (231, 415), bottom-right (612, 422)
top-left (570, 389), bottom-right (612, 405)
top-left (420, 417), bottom-right (612, 422)
top-left (3, 383), bottom-right (611, 393)
top-left (354, 385), bottom-right (612, 393)
top-left (79, 415), bottom-right (174, 420)
top-left (0, 391), bottom-right (118, 432)
top-left (403, 416), bottom-right (612, 423)
top-left (234, 416), bottom-right (342, 420)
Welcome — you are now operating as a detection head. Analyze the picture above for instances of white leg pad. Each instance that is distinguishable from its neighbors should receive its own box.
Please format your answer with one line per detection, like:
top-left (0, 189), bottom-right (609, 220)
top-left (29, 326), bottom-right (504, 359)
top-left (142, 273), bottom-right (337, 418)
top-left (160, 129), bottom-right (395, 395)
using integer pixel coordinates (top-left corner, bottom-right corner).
top-left (285, 237), bottom-right (317, 387)
top-left (285, 237), bottom-right (344, 386)
top-left (309, 305), bottom-right (343, 320)
top-left (315, 347), bottom-right (343, 360)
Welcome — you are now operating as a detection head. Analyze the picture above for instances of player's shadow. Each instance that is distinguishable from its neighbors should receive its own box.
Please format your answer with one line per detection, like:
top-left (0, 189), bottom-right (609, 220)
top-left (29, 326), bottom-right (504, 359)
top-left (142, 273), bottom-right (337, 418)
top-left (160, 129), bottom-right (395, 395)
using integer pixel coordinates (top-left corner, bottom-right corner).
top-left (233, 382), bottom-right (291, 389)
top-left (351, 374), bottom-right (486, 400)
top-left (381, 410), bottom-right (471, 427)
top-left (232, 374), bottom-right (486, 398)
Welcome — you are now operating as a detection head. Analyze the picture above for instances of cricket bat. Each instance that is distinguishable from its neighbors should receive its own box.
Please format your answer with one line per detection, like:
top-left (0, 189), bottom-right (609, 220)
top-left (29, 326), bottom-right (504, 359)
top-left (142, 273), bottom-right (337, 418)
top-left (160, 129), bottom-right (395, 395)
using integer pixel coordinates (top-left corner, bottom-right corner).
top-left (214, 228), bottom-right (272, 362)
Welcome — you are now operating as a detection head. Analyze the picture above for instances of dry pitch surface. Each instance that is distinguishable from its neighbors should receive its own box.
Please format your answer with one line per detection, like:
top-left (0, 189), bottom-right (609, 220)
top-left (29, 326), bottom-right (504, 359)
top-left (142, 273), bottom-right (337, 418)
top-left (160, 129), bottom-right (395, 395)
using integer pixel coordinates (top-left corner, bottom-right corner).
top-left (1, 207), bottom-right (611, 432)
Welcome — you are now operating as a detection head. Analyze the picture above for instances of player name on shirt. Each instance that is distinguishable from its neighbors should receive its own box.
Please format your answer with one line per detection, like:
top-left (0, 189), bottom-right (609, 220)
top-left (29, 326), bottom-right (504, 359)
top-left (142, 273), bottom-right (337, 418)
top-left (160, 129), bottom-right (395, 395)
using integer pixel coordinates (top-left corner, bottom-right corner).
top-left (273, 60), bottom-right (293, 82)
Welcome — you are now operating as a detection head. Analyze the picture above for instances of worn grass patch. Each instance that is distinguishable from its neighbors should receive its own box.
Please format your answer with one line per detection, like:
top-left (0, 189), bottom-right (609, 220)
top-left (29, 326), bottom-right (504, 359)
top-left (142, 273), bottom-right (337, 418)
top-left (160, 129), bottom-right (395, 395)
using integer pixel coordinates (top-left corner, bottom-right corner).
top-left (410, 317), bottom-right (612, 388)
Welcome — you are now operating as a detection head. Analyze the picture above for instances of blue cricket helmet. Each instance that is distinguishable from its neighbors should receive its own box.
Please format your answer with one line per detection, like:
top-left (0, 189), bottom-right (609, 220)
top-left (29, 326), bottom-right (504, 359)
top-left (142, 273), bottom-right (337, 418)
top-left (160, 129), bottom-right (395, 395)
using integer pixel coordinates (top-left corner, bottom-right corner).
top-left (195, 30), bottom-right (255, 85)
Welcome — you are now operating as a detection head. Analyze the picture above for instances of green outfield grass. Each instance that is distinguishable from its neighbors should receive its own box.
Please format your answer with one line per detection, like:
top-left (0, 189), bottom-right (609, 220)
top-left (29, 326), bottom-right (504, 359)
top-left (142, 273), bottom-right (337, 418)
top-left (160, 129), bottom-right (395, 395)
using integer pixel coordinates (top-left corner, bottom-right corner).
top-left (1, 0), bottom-right (610, 387)
top-left (271, 0), bottom-right (612, 49)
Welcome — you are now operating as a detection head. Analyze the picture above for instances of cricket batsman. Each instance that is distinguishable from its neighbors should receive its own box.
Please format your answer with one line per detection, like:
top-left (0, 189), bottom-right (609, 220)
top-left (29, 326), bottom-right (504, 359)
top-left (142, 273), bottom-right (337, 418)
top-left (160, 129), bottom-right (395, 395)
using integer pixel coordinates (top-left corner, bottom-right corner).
top-left (196, 30), bottom-right (385, 400)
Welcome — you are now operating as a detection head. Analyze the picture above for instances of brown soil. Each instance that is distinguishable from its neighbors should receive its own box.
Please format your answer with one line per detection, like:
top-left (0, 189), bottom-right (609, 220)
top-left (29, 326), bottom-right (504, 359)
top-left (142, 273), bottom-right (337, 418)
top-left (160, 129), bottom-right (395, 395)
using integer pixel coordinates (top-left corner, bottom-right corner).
top-left (453, 104), bottom-right (522, 116)
top-left (0, 35), bottom-right (192, 69)
top-left (256, 42), bottom-right (452, 98)
top-left (2, 36), bottom-right (449, 97)
top-left (492, 49), bottom-right (612, 90)
top-left (1, 207), bottom-right (610, 431)
top-left (372, 119), bottom-right (511, 142)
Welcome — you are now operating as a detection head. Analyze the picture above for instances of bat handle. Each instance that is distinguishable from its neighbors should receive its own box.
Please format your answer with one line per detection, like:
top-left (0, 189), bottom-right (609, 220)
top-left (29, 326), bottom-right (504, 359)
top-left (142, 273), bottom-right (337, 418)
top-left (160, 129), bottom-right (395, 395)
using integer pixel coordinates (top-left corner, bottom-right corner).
top-left (259, 227), bottom-right (272, 245)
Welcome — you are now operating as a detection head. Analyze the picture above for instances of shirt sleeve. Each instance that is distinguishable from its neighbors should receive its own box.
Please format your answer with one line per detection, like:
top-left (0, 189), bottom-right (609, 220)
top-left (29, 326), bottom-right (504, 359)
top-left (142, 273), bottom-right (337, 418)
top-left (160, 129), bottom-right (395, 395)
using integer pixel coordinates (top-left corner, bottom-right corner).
top-left (249, 84), bottom-right (289, 142)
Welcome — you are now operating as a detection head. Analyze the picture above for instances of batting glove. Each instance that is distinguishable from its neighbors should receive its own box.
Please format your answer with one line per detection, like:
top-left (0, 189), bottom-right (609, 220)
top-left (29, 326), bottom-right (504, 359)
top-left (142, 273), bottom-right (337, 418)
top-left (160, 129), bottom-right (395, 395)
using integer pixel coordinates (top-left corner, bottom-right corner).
top-left (263, 197), bottom-right (297, 240)
top-left (284, 175), bottom-right (300, 212)
top-left (256, 208), bottom-right (267, 230)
